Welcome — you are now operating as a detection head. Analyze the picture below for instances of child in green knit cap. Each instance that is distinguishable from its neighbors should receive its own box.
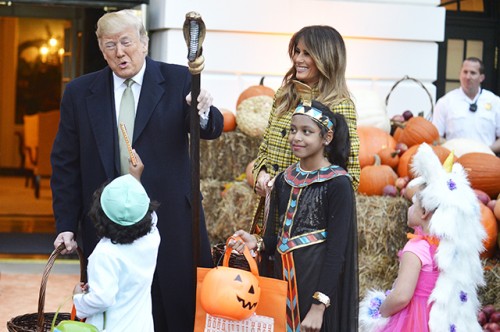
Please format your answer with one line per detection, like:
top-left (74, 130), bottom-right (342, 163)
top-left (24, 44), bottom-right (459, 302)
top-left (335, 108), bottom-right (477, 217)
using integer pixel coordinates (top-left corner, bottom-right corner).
top-left (73, 151), bottom-right (160, 332)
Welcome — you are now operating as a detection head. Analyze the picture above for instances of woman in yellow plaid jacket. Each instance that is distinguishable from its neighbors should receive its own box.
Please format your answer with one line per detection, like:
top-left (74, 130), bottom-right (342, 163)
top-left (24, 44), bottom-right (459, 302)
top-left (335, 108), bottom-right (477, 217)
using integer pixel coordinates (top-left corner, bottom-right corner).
top-left (253, 25), bottom-right (360, 207)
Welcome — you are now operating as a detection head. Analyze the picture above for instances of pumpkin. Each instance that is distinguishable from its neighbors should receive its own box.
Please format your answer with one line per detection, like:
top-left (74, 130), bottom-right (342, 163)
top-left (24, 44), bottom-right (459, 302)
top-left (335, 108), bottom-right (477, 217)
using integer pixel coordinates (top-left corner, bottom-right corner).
top-left (393, 127), bottom-right (403, 143)
top-left (352, 89), bottom-right (391, 133)
top-left (236, 77), bottom-right (275, 106)
top-left (358, 154), bottom-right (398, 196)
top-left (235, 77), bottom-right (275, 138)
top-left (441, 138), bottom-right (495, 158)
top-left (396, 116), bottom-right (439, 147)
top-left (378, 146), bottom-right (400, 170)
top-left (457, 153), bottom-right (500, 199)
top-left (479, 202), bottom-right (498, 259)
top-left (397, 144), bottom-right (453, 179)
top-left (200, 239), bottom-right (261, 321)
top-left (357, 126), bottom-right (397, 169)
top-left (221, 108), bottom-right (237, 132)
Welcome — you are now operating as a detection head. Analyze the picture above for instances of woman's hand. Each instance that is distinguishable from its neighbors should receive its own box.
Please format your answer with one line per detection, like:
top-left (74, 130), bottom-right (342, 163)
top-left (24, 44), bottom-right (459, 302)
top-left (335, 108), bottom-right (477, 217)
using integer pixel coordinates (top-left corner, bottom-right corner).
top-left (301, 303), bottom-right (325, 332)
top-left (255, 170), bottom-right (271, 197)
top-left (228, 230), bottom-right (257, 253)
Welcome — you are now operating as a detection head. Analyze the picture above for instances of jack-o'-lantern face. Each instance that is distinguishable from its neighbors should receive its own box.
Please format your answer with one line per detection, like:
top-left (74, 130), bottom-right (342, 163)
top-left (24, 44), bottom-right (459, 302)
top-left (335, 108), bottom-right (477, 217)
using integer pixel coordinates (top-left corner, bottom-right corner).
top-left (200, 266), bottom-right (261, 321)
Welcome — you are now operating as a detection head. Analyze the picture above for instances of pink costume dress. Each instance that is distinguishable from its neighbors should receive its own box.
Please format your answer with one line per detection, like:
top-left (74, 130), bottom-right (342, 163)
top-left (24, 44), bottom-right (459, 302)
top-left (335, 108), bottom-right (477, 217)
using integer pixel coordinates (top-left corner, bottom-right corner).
top-left (378, 234), bottom-right (439, 332)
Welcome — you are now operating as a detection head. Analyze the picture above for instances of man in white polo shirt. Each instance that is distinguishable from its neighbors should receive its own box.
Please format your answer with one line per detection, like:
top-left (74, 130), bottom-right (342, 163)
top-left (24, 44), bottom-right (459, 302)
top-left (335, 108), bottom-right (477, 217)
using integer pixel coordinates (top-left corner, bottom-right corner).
top-left (432, 57), bottom-right (500, 154)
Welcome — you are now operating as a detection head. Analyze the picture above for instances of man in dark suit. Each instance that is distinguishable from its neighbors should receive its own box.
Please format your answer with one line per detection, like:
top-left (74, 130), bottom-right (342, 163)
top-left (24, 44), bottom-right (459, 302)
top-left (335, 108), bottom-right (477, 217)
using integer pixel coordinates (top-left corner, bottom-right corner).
top-left (50, 9), bottom-right (223, 331)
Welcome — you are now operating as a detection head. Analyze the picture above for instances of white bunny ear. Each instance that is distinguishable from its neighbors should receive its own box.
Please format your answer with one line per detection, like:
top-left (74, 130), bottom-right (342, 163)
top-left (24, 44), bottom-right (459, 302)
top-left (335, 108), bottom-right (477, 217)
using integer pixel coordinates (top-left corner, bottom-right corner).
top-left (410, 143), bottom-right (443, 182)
top-left (409, 144), bottom-right (486, 331)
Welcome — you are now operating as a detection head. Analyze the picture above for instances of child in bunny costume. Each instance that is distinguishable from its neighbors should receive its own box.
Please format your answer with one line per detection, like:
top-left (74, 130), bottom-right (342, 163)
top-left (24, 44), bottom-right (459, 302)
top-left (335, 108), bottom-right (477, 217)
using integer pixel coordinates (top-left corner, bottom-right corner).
top-left (359, 143), bottom-right (486, 332)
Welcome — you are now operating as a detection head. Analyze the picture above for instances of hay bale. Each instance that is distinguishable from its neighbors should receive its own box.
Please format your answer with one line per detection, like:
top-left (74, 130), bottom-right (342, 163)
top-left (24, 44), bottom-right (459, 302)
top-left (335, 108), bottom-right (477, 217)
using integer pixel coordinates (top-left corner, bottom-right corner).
top-left (357, 194), bottom-right (410, 296)
top-left (202, 179), bottom-right (258, 245)
top-left (201, 179), bottom-right (225, 235)
top-left (201, 183), bottom-right (411, 295)
top-left (200, 129), bottom-right (262, 182)
top-left (202, 184), bottom-right (410, 297)
top-left (479, 259), bottom-right (500, 307)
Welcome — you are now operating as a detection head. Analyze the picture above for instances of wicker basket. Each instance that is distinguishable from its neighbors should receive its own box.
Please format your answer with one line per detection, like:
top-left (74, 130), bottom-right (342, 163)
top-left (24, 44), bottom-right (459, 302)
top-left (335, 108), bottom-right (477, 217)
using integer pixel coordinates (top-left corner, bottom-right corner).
top-left (385, 75), bottom-right (434, 120)
top-left (212, 243), bottom-right (251, 271)
top-left (211, 195), bottom-right (270, 272)
top-left (7, 244), bottom-right (86, 332)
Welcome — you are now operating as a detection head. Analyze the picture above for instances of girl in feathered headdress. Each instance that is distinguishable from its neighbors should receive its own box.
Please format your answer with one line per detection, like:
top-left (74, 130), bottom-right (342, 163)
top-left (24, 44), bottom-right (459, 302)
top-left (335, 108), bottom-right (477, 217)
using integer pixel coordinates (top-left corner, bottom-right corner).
top-left (359, 143), bottom-right (486, 332)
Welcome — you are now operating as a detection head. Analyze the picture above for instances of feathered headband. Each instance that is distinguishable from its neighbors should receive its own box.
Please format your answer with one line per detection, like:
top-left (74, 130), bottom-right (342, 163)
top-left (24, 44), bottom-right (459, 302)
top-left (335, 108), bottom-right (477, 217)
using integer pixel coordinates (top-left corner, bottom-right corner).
top-left (293, 101), bottom-right (334, 130)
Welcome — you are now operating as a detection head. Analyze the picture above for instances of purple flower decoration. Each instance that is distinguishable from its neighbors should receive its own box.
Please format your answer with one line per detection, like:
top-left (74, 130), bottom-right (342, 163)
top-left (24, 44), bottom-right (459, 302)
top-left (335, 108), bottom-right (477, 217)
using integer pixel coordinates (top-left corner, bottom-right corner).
top-left (459, 291), bottom-right (467, 303)
top-left (368, 296), bottom-right (384, 318)
top-left (447, 179), bottom-right (457, 191)
top-left (450, 324), bottom-right (456, 332)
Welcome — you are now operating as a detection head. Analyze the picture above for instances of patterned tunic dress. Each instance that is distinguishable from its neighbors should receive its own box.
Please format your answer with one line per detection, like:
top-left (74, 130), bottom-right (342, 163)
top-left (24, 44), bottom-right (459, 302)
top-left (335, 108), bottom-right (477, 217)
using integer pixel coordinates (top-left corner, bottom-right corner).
top-left (263, 163), bottom-right (359, 332)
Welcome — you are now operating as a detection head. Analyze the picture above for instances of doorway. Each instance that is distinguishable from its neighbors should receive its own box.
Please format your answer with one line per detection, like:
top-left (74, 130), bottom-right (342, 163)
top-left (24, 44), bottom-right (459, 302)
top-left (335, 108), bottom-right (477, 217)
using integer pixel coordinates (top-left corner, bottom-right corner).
top-left (0, 5), bottom-right (84, 171)
top-left (437, 0), bottom-right (500, 98)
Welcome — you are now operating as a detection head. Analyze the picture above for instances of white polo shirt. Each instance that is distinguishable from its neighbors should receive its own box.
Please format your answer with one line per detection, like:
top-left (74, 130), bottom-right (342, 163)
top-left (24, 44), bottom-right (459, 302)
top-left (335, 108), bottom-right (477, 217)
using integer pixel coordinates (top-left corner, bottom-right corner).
top-left (432, 87), bottom-right (500, 146)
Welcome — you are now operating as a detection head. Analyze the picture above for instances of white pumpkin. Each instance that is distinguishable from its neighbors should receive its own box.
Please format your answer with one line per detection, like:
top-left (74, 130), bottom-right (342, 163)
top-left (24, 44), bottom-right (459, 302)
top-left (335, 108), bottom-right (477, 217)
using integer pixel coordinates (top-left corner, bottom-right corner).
top-left (441, 138), bottom-right (495, 157)
top-left (235, 95), bottom-right (273, 138)
top-left (352, 89), bottom-right (391, 133)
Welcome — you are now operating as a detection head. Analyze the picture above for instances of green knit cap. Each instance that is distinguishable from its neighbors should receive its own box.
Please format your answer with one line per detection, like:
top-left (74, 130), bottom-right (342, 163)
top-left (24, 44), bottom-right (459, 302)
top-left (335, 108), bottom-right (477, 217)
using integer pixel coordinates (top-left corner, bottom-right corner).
top-left (100, 174), bottom-right (150, 226)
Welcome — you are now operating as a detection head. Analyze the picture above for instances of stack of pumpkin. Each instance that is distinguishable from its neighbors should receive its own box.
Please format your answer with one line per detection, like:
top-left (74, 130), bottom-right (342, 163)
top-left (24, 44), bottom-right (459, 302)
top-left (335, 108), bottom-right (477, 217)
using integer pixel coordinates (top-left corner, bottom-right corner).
top-left (356, 113), bottom-right (500, 259)
top-left (356, 110), bottom-right (500, 307)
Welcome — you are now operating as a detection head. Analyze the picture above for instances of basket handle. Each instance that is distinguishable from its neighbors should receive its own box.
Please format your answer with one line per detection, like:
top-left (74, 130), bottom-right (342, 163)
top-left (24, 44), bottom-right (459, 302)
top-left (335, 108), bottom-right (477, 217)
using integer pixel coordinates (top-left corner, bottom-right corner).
top-left (223, 236), bottom-right (260, 277)
top-left (249, 189), bottom-right (272, 235)
top-left (37, 243), bottom-right (87, 330)
top-left (385, 75), bottom-right (434, 120)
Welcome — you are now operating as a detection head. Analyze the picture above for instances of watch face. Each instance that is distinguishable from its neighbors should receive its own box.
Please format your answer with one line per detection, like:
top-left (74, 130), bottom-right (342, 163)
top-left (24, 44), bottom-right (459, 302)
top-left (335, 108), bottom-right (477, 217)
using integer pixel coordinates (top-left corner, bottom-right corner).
top-left (313, 291), bottom-right (330, 307)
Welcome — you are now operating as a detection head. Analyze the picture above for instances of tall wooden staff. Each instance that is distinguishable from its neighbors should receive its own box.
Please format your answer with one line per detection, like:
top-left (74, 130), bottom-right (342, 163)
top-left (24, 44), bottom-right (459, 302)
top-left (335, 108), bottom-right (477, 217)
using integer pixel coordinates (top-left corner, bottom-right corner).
top-left (183, 12), bottom-right (206, 291)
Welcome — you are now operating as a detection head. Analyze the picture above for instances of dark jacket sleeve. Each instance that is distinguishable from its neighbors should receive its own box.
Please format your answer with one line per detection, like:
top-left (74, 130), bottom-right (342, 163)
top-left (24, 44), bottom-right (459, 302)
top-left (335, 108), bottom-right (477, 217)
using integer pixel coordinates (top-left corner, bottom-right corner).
top-left (50, 82), bottom-right (83, 234)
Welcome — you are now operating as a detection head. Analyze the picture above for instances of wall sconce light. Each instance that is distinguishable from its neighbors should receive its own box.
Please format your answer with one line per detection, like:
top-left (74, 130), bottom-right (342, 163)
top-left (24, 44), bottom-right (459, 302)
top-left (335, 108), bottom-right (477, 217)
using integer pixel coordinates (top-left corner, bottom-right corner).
top-left (38, 36), bottom-right (63, 64)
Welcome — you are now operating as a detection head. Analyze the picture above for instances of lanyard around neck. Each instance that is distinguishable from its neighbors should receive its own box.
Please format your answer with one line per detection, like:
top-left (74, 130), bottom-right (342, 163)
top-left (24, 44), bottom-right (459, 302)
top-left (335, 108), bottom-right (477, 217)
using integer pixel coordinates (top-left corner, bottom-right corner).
top-left (468, 88), bottom-right (482, 113)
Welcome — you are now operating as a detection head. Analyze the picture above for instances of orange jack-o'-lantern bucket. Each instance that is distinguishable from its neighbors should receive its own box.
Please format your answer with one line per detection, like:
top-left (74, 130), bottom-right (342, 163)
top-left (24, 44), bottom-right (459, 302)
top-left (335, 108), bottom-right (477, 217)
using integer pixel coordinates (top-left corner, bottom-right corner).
top-left (200, 236), bottom-right (261, 321)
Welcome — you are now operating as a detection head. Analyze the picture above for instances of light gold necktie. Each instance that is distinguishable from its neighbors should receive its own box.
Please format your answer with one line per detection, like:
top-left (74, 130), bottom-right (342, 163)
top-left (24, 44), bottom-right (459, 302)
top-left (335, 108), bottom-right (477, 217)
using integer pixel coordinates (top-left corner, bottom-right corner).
top-left (118, 79), bottom-right (135, 175)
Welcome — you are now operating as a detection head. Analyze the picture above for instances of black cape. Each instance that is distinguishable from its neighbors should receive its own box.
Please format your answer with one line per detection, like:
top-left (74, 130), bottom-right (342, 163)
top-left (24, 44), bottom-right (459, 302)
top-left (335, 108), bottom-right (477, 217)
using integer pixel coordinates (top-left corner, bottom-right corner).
top-left (262, 163), bottom-right (359, 332)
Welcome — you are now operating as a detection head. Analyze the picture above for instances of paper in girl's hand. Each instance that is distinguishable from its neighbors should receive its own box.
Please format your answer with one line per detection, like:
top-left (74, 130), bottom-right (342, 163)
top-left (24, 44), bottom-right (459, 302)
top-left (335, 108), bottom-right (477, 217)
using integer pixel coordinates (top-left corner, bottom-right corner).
top-left (119, 123), bottom-right (137, 166)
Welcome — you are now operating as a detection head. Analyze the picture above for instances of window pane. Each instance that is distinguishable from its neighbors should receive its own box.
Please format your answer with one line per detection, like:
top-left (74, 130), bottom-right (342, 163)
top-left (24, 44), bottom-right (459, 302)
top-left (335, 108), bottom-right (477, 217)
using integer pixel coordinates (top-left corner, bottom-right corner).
top-left (446, 39), bottom-right (464, 80)
top-left (466, 40), bottom-right (483, 59)
top-left (445, 82), bottom-right (461, 94)
top-left (441, 0), bottom-right (457, 10)
top-left (460, 0), bottom-right (484, 12)
top-left (441, 0), bottom-right (484, 12)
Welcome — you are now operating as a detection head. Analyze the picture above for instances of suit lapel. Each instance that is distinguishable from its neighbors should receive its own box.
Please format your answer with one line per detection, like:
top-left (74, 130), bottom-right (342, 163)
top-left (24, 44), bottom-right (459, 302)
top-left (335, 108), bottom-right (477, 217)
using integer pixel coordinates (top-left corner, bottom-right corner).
top-left (134, 58), bottom-right (165, 144)
top-left (86, 68), bottom-right (118, 178)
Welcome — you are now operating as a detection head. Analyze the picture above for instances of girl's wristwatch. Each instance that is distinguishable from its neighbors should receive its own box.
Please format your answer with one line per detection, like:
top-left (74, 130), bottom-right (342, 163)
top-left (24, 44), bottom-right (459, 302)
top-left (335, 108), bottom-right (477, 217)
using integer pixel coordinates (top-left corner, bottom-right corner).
top-left (312, 291), bottom-right (331, 308)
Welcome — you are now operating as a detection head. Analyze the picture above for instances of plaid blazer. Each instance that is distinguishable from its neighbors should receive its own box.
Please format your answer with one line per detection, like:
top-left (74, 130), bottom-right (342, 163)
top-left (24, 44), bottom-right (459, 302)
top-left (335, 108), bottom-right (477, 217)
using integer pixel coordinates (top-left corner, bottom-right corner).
top-left (253, 89), bottom-right (360, 190)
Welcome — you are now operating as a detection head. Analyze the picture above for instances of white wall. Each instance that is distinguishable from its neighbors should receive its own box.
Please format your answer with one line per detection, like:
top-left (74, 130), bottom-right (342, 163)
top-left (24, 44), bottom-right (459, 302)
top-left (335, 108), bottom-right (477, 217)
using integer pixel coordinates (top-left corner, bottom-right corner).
top-left (147, 0), bottom-right (445, 119)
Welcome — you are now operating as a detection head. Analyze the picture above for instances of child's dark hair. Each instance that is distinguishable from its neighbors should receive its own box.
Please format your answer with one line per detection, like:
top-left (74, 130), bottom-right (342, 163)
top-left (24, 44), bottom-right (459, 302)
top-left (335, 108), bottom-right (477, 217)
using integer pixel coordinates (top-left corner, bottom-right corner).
top-left (89, 181), bottom-right (160, 244)
top-left (311, 100), bottom-right (351, 170)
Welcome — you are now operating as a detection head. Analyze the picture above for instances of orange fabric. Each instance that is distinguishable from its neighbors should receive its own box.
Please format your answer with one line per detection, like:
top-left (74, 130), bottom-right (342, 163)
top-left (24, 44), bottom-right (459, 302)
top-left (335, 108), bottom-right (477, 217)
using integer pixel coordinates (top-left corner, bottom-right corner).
top-left (194, 267), bottom-right (287, 332)
top-left (195, 237), bottom-right (287, 331)
top-left (407, 233), bottom-right (440, 247)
